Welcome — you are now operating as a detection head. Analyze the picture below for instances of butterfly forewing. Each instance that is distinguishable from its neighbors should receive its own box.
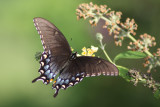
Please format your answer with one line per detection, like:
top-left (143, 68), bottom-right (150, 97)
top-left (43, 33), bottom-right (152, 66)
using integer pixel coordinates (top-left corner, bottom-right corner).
top-left (33, 17), bottom-right (71, 55)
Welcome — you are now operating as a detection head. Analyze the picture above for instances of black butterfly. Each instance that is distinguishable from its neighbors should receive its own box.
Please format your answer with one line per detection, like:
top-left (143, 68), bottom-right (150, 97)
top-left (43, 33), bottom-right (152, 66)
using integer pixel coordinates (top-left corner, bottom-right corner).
top-left (32, 17), bottom-right (119, 97)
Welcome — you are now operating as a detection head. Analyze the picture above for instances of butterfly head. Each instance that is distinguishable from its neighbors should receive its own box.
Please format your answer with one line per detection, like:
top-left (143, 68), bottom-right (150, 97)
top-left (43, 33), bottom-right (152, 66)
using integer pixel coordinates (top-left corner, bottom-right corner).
top-left (69, 52), bottom-right (77, 61)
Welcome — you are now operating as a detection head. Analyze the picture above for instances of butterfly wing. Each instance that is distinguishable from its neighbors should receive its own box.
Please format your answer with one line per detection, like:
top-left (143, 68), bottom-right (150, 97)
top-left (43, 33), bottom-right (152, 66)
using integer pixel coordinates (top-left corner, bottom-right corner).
top-left (52, 56), bottom-right (119, 97)
top-left (75, 56), bottom-right (119, 76)
top-left (32, 17), bottom-right (72, 84)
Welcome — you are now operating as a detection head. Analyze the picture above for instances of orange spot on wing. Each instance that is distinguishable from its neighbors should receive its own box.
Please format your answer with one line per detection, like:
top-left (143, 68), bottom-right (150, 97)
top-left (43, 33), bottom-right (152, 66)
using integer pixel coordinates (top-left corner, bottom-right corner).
top-left (53, 80), bottom-right (56, 84)
top-left (53, 80), bottom-right (56, 87)
top-left (50, 79), bottom-right (53, 82)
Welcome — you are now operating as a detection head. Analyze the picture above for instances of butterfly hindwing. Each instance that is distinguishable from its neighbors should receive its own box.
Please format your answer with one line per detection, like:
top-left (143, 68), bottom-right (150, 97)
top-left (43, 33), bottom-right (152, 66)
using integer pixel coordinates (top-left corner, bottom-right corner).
top-left (32, 51), bottom-right (55, 84)
top-left (52, 60), bottom-right (84, 97)
top-left (52, 56), bottom-right (119, 97)
top-left (76, 56), bottom-right (119, 76)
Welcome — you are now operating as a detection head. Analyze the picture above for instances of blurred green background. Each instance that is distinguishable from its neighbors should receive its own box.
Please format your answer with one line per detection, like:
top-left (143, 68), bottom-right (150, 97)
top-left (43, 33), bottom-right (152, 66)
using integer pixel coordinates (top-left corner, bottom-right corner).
top-left (0, 0), bottom-right (160, 107)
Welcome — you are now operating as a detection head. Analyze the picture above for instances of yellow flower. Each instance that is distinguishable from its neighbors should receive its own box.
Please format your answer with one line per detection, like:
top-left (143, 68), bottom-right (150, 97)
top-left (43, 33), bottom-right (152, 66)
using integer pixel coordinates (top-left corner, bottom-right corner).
top-left (87, 50), bottom-right (94, 56)
top-left (87, 48), bottom-right (91, 51)
top-left (71, 47), bottom-right (74, 51)
top-left (77, 54), bottom-right (81, 56)
top-left (91, 46), bottom-right (98, 52)
top-left (82, 51), bottom-right (87, 56)
top-left (80, 46), bottom-right (98, 56)
top-left (71, 46), bottom-right (98, 57)
top-left (82, 47), bottom-right (86, 52)
top-left (92, 54), bottom-right (95, 57)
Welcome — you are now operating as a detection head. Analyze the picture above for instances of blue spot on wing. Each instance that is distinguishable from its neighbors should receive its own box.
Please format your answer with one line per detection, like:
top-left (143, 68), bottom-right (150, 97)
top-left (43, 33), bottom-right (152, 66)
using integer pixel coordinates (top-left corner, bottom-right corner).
top-left (71, 77), bottom-right (75, 81)
top-left (46, 58), bottom-right (50, 63)
top-left (44, 65), bottom-right (49, 70)
top-left (56, 78), bottom-right (61, 84)
top-left (60, 80), bottom-right (64, 85)
top-left (45, 70), bottom-right (50, 75)
top-left (48, 73), bottom-right (53, 79)
top-left (64, 79), bottom-right (69, 84)
top-left (76, 73), bottom-right (80, 76)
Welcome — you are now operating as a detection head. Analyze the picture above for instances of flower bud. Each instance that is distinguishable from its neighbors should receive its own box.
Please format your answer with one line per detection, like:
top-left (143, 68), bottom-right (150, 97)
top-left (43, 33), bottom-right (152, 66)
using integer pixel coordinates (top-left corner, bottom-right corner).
top-left (96, 33), bottom-right (103, 41)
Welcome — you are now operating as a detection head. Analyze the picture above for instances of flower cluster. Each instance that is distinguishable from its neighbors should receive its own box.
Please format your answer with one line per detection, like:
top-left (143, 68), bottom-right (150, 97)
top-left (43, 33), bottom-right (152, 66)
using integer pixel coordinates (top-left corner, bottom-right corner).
top-left (128, 69), bottom-right (141, 86)
top-left (157, 48), bottom-right (160, 56)
top-left (103, 11), bottom-right (122, 35)
top-left (143, 48), bottom-right (160, 73)
top-left (128, 33), bottom-right (156, 52)
top-left (77, 2), bottom-right (160, 72)
top-left (104, 11), bottom-right (124, 46)
top-left (121, 18), bottom-right (138, 36)
top-left (128, 69), bottom-right (159, 92)
top-left (81, 46), bottom-right (98, 56)
top-left (76, 2), bottom-right (138, 46)
top-left (76, 2), bottom-right (160, 99)
top-left (71, 46), bottom-right (98, 57)
top-left (143, 74), bottom-right (158, 92)
top-left (76, 2), bottom-right (110, 26)
top-left (140, 33), bottom-right (156, 47)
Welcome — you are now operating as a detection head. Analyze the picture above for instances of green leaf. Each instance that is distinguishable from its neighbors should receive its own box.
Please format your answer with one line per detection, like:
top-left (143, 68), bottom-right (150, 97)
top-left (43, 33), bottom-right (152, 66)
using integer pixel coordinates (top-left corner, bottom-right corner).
top-left (117, 66), bottom-right (130, 81)
top-left (114, 51), bottom-right (147, 63)
top-left (154, 90), bottom-right (160, 99)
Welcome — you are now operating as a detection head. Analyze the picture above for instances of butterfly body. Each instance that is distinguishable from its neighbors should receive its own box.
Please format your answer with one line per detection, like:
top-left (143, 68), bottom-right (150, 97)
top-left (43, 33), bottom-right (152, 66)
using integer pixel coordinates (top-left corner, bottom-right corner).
top-left (32, 17), bottom-right (119, 97)
top-left (69, 52), bottom-right (77, 61)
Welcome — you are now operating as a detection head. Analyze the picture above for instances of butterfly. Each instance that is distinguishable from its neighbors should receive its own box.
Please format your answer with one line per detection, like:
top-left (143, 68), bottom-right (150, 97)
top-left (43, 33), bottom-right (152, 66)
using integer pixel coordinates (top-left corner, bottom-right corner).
top-left (32, 17), bottom-right (119, 97)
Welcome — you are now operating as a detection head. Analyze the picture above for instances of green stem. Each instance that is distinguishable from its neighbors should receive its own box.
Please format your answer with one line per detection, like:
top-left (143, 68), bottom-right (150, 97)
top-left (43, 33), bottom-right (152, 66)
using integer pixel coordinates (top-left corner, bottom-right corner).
top-left (99, 39), bottom-right (114, 64)
top-left (117, 65), bottom-right (129, 70)
top-left (103, 48), bottom-right (114, 64)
